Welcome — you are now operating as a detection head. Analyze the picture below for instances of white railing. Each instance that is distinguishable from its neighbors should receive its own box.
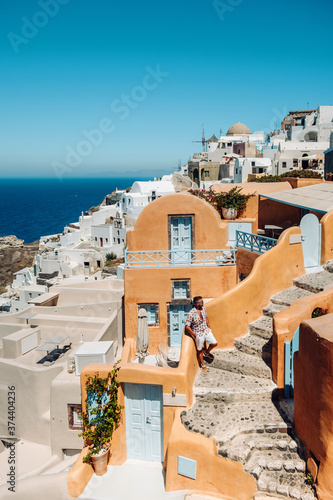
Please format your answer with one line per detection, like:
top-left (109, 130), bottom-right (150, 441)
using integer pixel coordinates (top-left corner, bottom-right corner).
top-left (124, 249), bottom-right (235, 268)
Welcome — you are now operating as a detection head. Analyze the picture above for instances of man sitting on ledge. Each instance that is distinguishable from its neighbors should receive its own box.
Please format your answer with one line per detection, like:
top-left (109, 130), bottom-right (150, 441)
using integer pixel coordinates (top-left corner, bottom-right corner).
top-left (185, 296), bottom-right (218, 374)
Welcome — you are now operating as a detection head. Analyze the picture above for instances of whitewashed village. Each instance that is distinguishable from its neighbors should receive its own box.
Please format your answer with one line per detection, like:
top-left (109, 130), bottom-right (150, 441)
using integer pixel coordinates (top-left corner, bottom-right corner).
top-left (1, 105), bottom-right (333, 500)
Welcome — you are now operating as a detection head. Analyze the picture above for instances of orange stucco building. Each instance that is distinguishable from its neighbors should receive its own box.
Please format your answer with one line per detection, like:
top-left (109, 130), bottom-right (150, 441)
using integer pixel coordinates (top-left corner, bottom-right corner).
top-left (69, 182), bottom-right (333, 500)
top-left (123, 192), bottom-right (243, 352)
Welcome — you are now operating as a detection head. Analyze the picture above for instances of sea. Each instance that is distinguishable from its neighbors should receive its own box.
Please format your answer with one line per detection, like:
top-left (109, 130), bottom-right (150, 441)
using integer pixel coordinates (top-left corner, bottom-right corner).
top-left (0, 177), bottom-right (152, 244)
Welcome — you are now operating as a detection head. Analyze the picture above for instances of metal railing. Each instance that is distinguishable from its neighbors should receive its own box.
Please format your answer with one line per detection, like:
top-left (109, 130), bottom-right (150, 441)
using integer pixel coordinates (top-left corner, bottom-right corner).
top-left (236, 230), bottom-right (277, 254)
top-left (124, 249), bottom-right (235, 268)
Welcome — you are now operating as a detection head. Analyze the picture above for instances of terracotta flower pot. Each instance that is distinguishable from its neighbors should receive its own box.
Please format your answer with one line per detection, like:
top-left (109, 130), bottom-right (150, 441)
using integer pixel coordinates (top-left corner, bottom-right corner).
top-left (222, 207), bottom-right (237, 220)
top-left (91, 448), bottom-right (110, 476)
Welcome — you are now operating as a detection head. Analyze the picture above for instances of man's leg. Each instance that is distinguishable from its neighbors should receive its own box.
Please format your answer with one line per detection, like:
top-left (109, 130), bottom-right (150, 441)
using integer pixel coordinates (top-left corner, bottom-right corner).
top-left (205, 342), bottom-right (217, 356)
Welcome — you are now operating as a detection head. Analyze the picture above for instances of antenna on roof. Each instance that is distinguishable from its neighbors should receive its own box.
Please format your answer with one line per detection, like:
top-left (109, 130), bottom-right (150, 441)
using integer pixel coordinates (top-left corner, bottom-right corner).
top-left (307, 101), bottom-right (309, 110)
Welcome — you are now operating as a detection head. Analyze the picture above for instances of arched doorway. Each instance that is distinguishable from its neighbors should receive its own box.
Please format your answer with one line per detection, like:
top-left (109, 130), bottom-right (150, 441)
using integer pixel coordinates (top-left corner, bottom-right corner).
top-left (300, 213), bottom-right (321, 269)
top-left (301, 154), bottom-right (309, 169)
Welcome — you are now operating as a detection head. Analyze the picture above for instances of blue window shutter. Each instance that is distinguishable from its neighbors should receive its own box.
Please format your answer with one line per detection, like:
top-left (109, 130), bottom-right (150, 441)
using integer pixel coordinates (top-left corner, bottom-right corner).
top-left (147, 305), bottom-right (157, 325)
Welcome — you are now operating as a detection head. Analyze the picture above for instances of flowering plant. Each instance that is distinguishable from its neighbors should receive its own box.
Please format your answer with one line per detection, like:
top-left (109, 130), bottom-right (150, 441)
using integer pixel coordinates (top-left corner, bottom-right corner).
top-left (76, 366), bottom-right (123, 462)
top-left (189, 187), bottom-right (254, 217)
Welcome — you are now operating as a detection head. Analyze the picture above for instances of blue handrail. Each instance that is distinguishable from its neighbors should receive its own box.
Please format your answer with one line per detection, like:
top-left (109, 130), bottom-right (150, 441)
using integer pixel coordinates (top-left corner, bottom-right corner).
top-left (236, 230), bottom-right (277, 254)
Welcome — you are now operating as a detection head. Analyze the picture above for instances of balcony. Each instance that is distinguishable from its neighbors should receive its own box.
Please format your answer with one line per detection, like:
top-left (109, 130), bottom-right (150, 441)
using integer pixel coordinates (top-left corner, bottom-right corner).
top-left (124, 249), bottom-right (235, 268)
top-left (236, 230), bottom-right (277, 254)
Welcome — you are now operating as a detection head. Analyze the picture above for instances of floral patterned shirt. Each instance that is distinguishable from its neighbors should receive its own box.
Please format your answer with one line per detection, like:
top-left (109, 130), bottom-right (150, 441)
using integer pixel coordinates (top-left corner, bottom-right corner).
top-left (185, 306), bottom-right (209, 336)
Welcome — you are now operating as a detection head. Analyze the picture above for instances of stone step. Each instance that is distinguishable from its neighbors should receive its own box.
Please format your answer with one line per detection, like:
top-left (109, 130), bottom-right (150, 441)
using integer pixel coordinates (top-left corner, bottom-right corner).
top-left (257, 469), bottom-right (315, 499)
top-left (219, 431), bottom-right (302, 463)
top-left (193, 367), bottom-right (277, 403)
top-left (324, 260), bottom-right (333, 273)
top-left (293, 270), bottom-right (333, 293)
top-left (271, 286), bottom-right (314, 307)
top-left (181, 399), bottom-right (293, 445)
top-left (234, 334), bottom-right (272, 361)
top-left (263, 302), bottom-right (289, 317)
top-left (212, 349), bottom-right (272, 379)
top-left (244, 450), bottom-right (306, 476)
top-left (249, 316), bottom-right (273, 340)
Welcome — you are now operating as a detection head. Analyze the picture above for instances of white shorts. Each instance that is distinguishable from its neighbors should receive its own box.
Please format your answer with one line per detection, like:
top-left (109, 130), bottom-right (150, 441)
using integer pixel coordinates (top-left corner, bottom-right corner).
top-left (195, 328), bottom-right (217, 351)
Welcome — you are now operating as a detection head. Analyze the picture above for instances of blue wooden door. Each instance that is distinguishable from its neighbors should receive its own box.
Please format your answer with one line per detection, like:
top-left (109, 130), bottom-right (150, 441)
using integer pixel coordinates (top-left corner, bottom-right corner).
top-left (284, 327), bottom-right (299, 398)
top-left (170, 217), bottom-right (192, 264)
top-left (300, 214), bottom-right (321, 268)
top-left (125, 383), bottom-right (163, 462)
top-left (170, 304), bottom-right (191, 346)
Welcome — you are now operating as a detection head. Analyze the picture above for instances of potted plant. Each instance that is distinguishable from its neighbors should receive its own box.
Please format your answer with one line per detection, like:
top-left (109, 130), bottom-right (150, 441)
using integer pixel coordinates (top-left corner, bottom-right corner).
top-left (213, 187), bottom-right (255, 219)
top-left (77, 366), bottom-right (123, 476)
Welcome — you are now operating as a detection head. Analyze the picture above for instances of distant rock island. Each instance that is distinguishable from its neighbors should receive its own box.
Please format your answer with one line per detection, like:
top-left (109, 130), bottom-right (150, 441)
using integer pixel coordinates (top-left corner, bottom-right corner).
top-left (0, 236), bottom-right (39, 289)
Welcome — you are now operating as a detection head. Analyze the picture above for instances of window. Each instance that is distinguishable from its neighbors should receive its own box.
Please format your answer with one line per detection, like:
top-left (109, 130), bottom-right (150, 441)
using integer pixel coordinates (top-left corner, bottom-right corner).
top-left (95, 237), bottom-right (97, 241)
top-left (282, 162), bottom-right (287, 168)
top-left (84, 261), bottom-right (89, 268)
top-left (68, 404), bottom-right (83, 430)
top-left (204, 170), bottom-right (209, 177)
top-left (105, 238), bottom-right (108, 242)
top-left (172, 280), bottom-right (190, 299)
top-left (138, 304), bottom-right (159, 326)
top-left (117, 238), bottom-right (120, 244)
top-left (251, 161), bottom-right (255, 167)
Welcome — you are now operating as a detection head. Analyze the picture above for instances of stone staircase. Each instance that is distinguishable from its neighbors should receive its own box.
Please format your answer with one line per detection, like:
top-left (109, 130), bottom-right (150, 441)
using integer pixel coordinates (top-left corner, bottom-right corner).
top-left (181, 267), bottom-right (333, 499)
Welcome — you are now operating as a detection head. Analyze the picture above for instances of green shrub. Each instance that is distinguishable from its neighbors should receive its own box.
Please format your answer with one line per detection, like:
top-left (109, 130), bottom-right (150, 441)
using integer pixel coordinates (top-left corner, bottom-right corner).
top-left (105, 252), bottom-right (117, 261)
top-left (312, 307), bottom-right (328, 318)
top-left (250, 169), bottom-right (323, 183)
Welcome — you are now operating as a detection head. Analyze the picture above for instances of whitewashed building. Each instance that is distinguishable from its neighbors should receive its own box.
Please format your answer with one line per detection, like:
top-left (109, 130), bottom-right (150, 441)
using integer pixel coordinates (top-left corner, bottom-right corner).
top-left (233, 158), bottom-right (272, 183)
top-left (121, 176), bottom-right (176, 218)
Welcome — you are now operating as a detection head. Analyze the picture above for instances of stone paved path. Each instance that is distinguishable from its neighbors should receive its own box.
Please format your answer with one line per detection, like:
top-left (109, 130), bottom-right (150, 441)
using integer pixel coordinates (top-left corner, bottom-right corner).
top-left (181, 267), bottom-right (333, 499)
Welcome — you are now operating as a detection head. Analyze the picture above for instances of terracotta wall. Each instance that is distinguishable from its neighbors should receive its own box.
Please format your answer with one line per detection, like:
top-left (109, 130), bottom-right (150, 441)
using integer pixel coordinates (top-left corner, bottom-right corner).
top-left (320, 209), bottom-right (333, 264)
top-left (165, 409), bottom-right (256, 500)
top-left (205, 227), bottom-right (305, 348)
top-left (124, 191), bottom-right (243, 350)
top-left (68, 333), bottom-right (257, 499)
top-left (211, 182), bottom-right (297, 231)
top-left (272, 288), bottom-right (333, 388)
top-left (281, 178), bottom-right (324, 189)
top-left (124, 265), bottom-right (237, 352)
top-left (126, 192), bottom-right (230, 251)
top-left (236, 248), bottom-right (260, 277)
top-left (68, 334), bottom-right (199, 498)
top-left (294, 315), bottom-right (333, 499)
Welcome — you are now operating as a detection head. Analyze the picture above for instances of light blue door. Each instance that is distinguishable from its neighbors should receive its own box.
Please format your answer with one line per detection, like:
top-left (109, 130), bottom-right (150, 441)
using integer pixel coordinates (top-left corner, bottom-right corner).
top-left (170, 217), bottom-right (192, 264)
top-left (300, 214), bottom-right (321, 268)
top-left (170, 304), bottom-right (191, 346)
top-left (284, 327), bottom-right (299, 398)
top-left (228, 222), bottom-right (252, 248)
top-left (125, 383), bottom-right (163, 462)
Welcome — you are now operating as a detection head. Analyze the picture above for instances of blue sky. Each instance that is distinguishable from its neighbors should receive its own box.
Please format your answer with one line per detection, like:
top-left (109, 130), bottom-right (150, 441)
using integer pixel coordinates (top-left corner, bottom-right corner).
top-left (1, 0), bottom-right (333, 178)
